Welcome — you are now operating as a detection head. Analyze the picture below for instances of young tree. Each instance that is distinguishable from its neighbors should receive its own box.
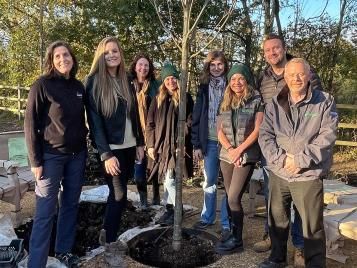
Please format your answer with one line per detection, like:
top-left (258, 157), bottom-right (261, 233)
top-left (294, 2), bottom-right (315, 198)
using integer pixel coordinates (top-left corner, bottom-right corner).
top-left (150, 0), bottom-right (236, 251)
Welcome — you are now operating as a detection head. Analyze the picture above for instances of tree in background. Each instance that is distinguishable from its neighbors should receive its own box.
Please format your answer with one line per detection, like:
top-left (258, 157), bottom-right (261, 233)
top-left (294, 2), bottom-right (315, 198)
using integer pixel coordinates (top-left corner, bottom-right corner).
top-left (0, 0), bottom-right (355, 101)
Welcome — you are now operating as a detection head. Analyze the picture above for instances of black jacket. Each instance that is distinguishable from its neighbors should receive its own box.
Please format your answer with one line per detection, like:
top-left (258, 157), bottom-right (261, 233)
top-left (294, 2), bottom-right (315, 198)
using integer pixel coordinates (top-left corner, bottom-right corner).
top-left (24, 74), bottom-right (88, 167)
top-left (191, 83), bottom-right (210, 154)
top-left (85, 75), bottom-right (144, 161)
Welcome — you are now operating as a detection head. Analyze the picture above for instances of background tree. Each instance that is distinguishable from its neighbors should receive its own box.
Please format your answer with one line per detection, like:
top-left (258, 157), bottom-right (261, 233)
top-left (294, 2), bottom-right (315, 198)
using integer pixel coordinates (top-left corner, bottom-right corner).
top-left (0, 0), bottom-right (355, 105)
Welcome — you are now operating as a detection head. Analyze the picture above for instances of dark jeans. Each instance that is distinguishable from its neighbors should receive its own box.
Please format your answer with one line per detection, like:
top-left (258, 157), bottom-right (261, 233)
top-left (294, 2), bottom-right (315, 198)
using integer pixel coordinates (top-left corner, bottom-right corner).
top-left (268, 173), bottom-right (325, 268)
top-left (28, 150), bottom-right (87, 268)
top-left (263, 167), bottom-right (304, 248)
top-left (104, 147), bottom-right (136, 243)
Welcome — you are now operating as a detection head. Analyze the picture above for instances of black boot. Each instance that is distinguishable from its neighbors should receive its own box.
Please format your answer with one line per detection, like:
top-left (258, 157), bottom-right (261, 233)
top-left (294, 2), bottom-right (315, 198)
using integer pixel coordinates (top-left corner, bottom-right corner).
top-left (215, 210), bottom-right (244, 255)
top-left (157, 204), bottom-right (174, 225)
top-left (152, 179), bottom-right (160, 205)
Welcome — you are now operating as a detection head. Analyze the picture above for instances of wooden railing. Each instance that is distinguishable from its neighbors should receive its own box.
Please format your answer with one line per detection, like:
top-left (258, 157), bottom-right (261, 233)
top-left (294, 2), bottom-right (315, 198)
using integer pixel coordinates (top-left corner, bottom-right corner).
top-left (336, 104), bottom-right (357, 147)
top-left (0, 85), bottom-right (30, 120)
top-left (0, 85), bottom-right (356, 146)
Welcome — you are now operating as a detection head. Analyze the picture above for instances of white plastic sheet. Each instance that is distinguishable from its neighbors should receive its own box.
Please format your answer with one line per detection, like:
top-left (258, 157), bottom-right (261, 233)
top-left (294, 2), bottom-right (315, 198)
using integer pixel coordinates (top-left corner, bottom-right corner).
top-left (0, 213), bottom-right (17, 246)
top-left (18, 256), bottom-right (67, 268)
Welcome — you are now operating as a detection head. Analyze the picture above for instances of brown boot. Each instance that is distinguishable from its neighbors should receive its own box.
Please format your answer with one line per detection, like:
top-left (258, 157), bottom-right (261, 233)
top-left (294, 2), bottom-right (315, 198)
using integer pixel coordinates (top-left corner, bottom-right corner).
top-left (293, 247), bottom-right (305, 268)
top-left (253, 233), bottom-right (271, 253)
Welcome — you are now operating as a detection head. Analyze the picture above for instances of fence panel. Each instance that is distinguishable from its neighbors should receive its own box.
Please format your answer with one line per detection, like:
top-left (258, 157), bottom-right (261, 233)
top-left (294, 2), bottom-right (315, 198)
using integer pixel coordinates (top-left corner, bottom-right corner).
top-left (0, 85), bottom-right (30, 120)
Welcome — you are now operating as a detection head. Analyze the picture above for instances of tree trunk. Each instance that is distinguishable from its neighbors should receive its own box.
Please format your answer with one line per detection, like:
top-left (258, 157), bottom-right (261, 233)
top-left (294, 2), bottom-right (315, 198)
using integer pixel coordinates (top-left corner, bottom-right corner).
top-left (327, 0), bottom-right (347, 94)
top-left (263, 0), bottom-right (273, 35)
top-left (39, 0), bottom-right (44, 74)
top-left (273, 0), bottom-right (283, 37)
top-left (172, 0), bottom-right (190, 252)
top-left (242, 0), bottom-right (253, 67)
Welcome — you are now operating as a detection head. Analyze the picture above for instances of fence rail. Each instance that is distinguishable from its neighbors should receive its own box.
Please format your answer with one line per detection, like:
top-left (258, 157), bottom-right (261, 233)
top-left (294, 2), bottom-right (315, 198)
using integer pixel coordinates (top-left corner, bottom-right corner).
top-left (0, 85), bottom-right (30, 119)
top-left (0, 85), bottom-right (356, 146)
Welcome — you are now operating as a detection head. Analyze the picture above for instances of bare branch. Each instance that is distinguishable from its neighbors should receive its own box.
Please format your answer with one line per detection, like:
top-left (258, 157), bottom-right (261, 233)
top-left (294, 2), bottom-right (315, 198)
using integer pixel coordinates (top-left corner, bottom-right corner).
top-left (187, 0), bottom-right (209, 37)
top-left (306, 0), bottom-right (329, 21)
top-left (149, 0), bottom-right (182, 51)
top-left (190, 0), bottom-right (237, 58)
top-left (167, 0), bottom-right (175, 33)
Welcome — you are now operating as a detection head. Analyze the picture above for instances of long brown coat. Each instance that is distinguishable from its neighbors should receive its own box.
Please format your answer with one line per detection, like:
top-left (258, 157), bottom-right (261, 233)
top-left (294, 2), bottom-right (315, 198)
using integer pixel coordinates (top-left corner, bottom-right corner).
top-left (146, 93), bottom-right (193, 182)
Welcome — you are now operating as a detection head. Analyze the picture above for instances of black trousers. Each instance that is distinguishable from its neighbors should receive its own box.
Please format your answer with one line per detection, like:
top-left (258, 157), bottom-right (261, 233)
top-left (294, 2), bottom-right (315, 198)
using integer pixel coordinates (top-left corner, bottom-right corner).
top-left (104, 147), bottom-right (136, 243)
top-left (268, 173), bottom-right (325, 268)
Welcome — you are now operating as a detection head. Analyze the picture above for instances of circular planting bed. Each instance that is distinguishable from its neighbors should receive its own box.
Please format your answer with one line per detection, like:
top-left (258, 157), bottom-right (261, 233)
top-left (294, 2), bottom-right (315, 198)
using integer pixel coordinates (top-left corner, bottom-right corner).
top-left (14, 200), bottom-right (156, 257)
top-left (128, 227), bottom-right (221, 268)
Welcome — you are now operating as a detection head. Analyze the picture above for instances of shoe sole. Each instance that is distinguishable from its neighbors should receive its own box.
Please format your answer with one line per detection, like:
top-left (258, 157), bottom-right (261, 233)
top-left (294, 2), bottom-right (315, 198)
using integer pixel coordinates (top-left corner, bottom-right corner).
top-left (215, 246), bottom-right (244, 255)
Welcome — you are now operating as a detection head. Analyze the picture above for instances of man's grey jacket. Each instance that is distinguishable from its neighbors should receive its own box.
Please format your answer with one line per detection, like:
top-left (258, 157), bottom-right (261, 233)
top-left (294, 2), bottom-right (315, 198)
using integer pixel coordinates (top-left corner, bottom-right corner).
top-left (258, 84), bottom-right (338, 182)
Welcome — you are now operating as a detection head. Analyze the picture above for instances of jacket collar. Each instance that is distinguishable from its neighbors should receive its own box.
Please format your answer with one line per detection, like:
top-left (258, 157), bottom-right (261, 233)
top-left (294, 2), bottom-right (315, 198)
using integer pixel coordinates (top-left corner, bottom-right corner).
top-left (276, 82), bottom-right (313, 113)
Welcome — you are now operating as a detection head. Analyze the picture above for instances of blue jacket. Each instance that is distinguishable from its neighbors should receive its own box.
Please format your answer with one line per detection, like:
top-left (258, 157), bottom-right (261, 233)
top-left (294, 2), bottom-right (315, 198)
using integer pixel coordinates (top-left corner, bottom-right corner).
top-left (191, 83), bottom-right (210, 154)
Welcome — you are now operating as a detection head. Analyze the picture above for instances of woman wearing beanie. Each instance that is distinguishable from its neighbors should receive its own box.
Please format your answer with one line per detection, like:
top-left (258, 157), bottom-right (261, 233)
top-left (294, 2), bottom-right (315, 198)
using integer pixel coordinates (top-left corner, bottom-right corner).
top-left (85, 37), bottom-right (145, 244)
top-left (191, 50), bottom-right (230, 238)
top-left (215, 63), bottom-right (263, 254)
top-left (129, 53), bottom-right (160, 209)
top-left (146, 63), bottom-right (194, 225)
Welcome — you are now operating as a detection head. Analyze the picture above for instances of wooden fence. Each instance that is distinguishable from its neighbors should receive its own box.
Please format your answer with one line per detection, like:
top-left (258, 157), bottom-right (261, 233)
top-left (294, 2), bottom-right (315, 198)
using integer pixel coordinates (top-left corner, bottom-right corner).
top-left (0, 85), bottom-right (356, 146)
top-left (335, 104), bottom-right (357, 147)
top-left (0, 85), bottom-right (29, 120)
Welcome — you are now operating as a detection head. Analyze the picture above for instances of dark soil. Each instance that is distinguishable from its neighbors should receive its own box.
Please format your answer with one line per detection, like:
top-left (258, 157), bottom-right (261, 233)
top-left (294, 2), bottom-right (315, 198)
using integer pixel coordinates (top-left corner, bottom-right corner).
top-left (74, 201), bottom-right (156, 256)
top-left (14, 201), bottom-right (156, 257)
top-left (130, 228), bottom-right (220, 268)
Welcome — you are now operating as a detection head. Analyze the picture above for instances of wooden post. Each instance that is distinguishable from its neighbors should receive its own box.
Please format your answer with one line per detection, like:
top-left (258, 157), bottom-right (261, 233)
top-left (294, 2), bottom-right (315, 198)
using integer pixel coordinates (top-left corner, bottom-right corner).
top-left (17, 85), bottom-right (21, 120)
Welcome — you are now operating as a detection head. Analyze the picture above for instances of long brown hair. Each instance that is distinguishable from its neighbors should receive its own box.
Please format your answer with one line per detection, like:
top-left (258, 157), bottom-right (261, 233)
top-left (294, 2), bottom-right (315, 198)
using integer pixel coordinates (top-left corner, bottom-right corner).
top-left (129, 53), bottom-right (156, 81)
top-left (88, 36), bottom-right (132, 118)
top-left (200, 50), bottom-right (229, 84)
top-left (43, 40), bottom-right (78, 78)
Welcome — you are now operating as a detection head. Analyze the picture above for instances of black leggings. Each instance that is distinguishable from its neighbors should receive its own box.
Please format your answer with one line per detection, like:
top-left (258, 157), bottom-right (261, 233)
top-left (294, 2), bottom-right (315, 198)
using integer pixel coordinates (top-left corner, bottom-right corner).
top-left (104, 147), bottom-right (136, 243)
top-left (220, 161), bottom-right (254, 213)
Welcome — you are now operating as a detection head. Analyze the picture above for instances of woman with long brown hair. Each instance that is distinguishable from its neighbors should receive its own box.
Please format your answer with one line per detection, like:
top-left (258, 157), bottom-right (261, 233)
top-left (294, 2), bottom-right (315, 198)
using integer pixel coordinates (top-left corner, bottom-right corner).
top-left (191, 50), bottom-right (230, 238)
top-left (25, 40), bottom-right (87, 268)
top-left (129, 53), bottom-right (160, 208)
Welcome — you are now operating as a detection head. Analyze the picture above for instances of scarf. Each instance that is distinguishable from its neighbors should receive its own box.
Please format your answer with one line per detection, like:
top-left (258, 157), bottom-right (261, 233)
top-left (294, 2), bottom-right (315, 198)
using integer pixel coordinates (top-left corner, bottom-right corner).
top-left (208, 76), bottom-right (226, 129)
top-left (133, 79), bottom-right (149, 135)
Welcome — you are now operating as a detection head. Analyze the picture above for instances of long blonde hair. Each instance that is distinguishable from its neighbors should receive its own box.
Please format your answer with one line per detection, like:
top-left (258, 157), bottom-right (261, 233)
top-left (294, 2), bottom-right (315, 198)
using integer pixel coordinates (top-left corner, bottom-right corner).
top-left (88, 36), bottom-right (132, 118)
top-left (220, 84), bottom-right (253, 112)
top-left (157, 82), bottom-right (180, 108)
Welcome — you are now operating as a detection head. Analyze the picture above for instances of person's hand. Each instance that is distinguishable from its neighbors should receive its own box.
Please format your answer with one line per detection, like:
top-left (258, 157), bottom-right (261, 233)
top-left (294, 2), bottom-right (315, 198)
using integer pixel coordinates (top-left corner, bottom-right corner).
top-left (284, 154), bottom-right (301, 174)
top-left (193, 149), bottom-right (203, 162)
top-left (234, 156), bottom-right (242, 167)
top-left (228, 147), bottom-right (242, 164)
top-left (31, 166), bottom-right (43, 182)
top-left (136, 146), bottom-right (145, 162)
top-left (104, 156), bottom-right (121, 176)
top-left (147, 147), bottom-right (156, 161)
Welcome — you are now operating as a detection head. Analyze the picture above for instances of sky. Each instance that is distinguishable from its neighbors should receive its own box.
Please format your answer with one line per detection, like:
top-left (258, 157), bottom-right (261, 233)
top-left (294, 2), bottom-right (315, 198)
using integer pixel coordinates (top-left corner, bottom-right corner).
top-left (279, 0), bottom-right (341, 27)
